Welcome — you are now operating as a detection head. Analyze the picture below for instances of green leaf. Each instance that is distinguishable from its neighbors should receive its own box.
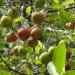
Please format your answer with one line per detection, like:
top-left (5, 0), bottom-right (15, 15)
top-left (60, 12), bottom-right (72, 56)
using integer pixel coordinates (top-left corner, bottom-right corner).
top-left (26, 66), bottom-right (33, 75)
top-left (53, 0), bottom-right (59, 3)
top-left (62, 0), bottom-right (74, 5)
top-left (53, 40), bottom-right (66, 74)
top-left (47, 62), bottom-right (59, 75)
top-left (59, 8), bottom-right (69, 24)
top-left (26, 6), bottom-right (31, 14)
top-left (62, 70), bottom-right (75, 75)
top-left (0, 70), bottom-right (11, 75)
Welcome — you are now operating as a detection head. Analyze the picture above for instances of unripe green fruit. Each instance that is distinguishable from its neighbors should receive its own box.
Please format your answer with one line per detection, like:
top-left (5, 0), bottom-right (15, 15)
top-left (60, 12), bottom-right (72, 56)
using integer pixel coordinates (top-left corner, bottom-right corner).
top-left (31, 12), bottom-right (44, 24)
top-left (39, 52), bottom-right (51, 64)
top-left (34, 0), bottom-right (45, 8)
top-left (7, 6), bottom-right (18, 19)
top-left (0, 15), bottom-right (13, 28)
top-left (30, 27), bottom-right (43, 40)
top-left (18, 46), bottom-right (27, 56)
top-left (26, 37), bottom-right (38, 47)
top-left (48, 46), bottom-right (56, 58)
top-left (0, 0), bottom-right (4, 7)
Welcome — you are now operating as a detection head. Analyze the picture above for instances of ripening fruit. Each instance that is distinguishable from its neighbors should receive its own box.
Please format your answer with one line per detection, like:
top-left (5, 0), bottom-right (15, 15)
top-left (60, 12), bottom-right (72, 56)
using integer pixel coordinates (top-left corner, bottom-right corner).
top-left (48, 46), bottom-right (56, 60)
top-left (66, 49), bottom-right (71, 60)
top-left (7, 6), bottom-right (18, 19)
top-left (30, 27), bottom-right (42, 40)
top-left (17, 27), bottom-right (30, 41)
top-left (65, 21), bottom-right (74, 29)
top-left (31, 11), bottom-right (44, 24)
top-left (5, 32), bottom-right (17, 42)
top-left (0, 15), bottom-right (13, 28)
top-left (65, 63), bottom-right (70, 71)
top-left (26, 37), bottom-right (38, 47)
top-left (0, 0), bottom-right (4, 7)
top-left (39, 52), bottom-right (51, 64)
top-left (10, 46), bottom-right (19, 54)
top-left (34, 0), bottom-right (45, 9)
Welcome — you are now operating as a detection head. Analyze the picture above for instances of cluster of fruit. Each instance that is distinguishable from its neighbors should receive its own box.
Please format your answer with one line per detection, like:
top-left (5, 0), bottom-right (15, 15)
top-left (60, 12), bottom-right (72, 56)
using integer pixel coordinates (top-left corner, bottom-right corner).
top-left (39, 46), bottom-right (56, 65)
top-left (5, 26), bottom-right (43, 48)
top-left (65, 48), bottom-right (71, 71)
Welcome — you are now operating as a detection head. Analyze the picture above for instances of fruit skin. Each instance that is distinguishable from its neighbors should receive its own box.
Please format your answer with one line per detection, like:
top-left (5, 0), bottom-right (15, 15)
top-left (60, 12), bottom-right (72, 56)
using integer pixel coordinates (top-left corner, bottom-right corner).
top-left (0, 15), bottom-right (13, 28)
top-left (65, 63), bottom-right (70, 71)
top-left (30, 27), bottom-right (42, 40)
top-left (26, 37), bottom-right (38, 47)
top-left (17, 27), bottom-right (30, 41)
top-left (65, 21), bottom-right (74, 29)
top-left (7, 6), bottom-right (18, 19)
top-left (34, 0), bottom-right (45, 8)
top-left (39, 52), bottom-right (51, 64)
top-left (10, 46), bottom-right (19, 54)
top-left (0, 0), bottom-right (4, 7)
top-left (5, 32), bottom-right (17, 42)
top-left (18, 46), bottom-right (27, 56)
top-left (48, 46), bottom-right (56, 60)
top-left (66, 49), bottom-right (71, 61)
top-left (31, 12), bottom-right (44, 24)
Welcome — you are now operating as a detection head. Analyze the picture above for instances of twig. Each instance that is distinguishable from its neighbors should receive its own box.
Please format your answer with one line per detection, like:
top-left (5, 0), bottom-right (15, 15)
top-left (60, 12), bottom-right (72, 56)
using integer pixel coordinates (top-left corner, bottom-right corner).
top-left (0, 55), bottom-right (27, 75)
top-left (47, 5), bottom-right (75, 13)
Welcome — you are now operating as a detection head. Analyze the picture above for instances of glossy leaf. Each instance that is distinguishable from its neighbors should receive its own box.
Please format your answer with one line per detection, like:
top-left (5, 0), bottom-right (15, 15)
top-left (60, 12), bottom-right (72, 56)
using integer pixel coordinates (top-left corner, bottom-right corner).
top-left (62, 0), bottom-right (74, 5)
top-left (0, 70), bottom-right (11, 75)
top-left (62, 70), bottom-right (75, 75)
top-left (53, 0), bottom-right (59, 3)
top-left (53, 40), bottom-right (66, 74)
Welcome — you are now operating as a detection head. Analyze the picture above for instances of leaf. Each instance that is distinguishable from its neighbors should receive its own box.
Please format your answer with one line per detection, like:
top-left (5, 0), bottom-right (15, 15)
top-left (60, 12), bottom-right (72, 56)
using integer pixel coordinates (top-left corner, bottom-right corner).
top-left (53, 40), bottom-right (66, 74)
top-left (0, 70), bottom-right (11, 75)
top-left (26, 6), bottom-right (31, 14)
top-left (53, 0), bottom-right (59, 3)
top-left (62, 0), bottom-right (74, 5)
top-left (47, 62), bottom-right (59, 75)
top-left (26, 67), bottom-right (33, 75)
top-left (62, 70), bottom-right (75, 75)
top-left (59, 8), bottom-right (69, 24)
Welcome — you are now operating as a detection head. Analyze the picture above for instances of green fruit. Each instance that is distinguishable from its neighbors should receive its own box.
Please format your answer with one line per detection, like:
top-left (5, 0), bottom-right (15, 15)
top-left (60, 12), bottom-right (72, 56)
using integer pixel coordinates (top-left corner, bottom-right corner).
top-left (7, 6), bottom-right (18, 19)
top-left (48, 46), bottom-right (56, 58)
top-left (31, 11), bottom-right (44, 24)
top-left (34, 0), bottom-right (45, 8)
top-left (39, 52), bottom-right (51, 64)
top-left (30, 27), bottom-right (43, 40)
top-left (0, 0), bottom-right (4, 7)
top-left (18, 46), bottom-right (27, 56)
top-left (0, 15), bottom-right (13, 28)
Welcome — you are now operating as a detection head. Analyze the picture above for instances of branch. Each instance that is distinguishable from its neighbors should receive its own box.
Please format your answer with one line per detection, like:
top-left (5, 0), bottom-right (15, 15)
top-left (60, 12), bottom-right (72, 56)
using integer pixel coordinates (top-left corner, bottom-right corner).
top-left (0, 55), bottom-right (27, 75)
top-left (47, 5), bottom-right (75, 13)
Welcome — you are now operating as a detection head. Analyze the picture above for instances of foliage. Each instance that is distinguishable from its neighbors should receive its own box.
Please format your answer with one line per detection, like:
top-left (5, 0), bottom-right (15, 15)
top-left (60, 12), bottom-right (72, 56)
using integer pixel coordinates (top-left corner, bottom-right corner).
top-left (0, 0), bottom-right (75, 75)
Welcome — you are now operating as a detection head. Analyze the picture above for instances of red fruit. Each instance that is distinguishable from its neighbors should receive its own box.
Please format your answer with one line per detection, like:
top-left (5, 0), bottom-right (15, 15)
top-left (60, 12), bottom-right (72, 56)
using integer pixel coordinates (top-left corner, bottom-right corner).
top-left (26, 37), bottom-right (38, 47)
top-left (5, 32), bottom-right (17, 42)
top-left (65, 21), bottom-right (74, 29)
top-left (66, 50), bottom-right (71, 60)
top-left (17, 27), bottom-right (30, 41)
top-left (65, 63), bottom-right (70, 71)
